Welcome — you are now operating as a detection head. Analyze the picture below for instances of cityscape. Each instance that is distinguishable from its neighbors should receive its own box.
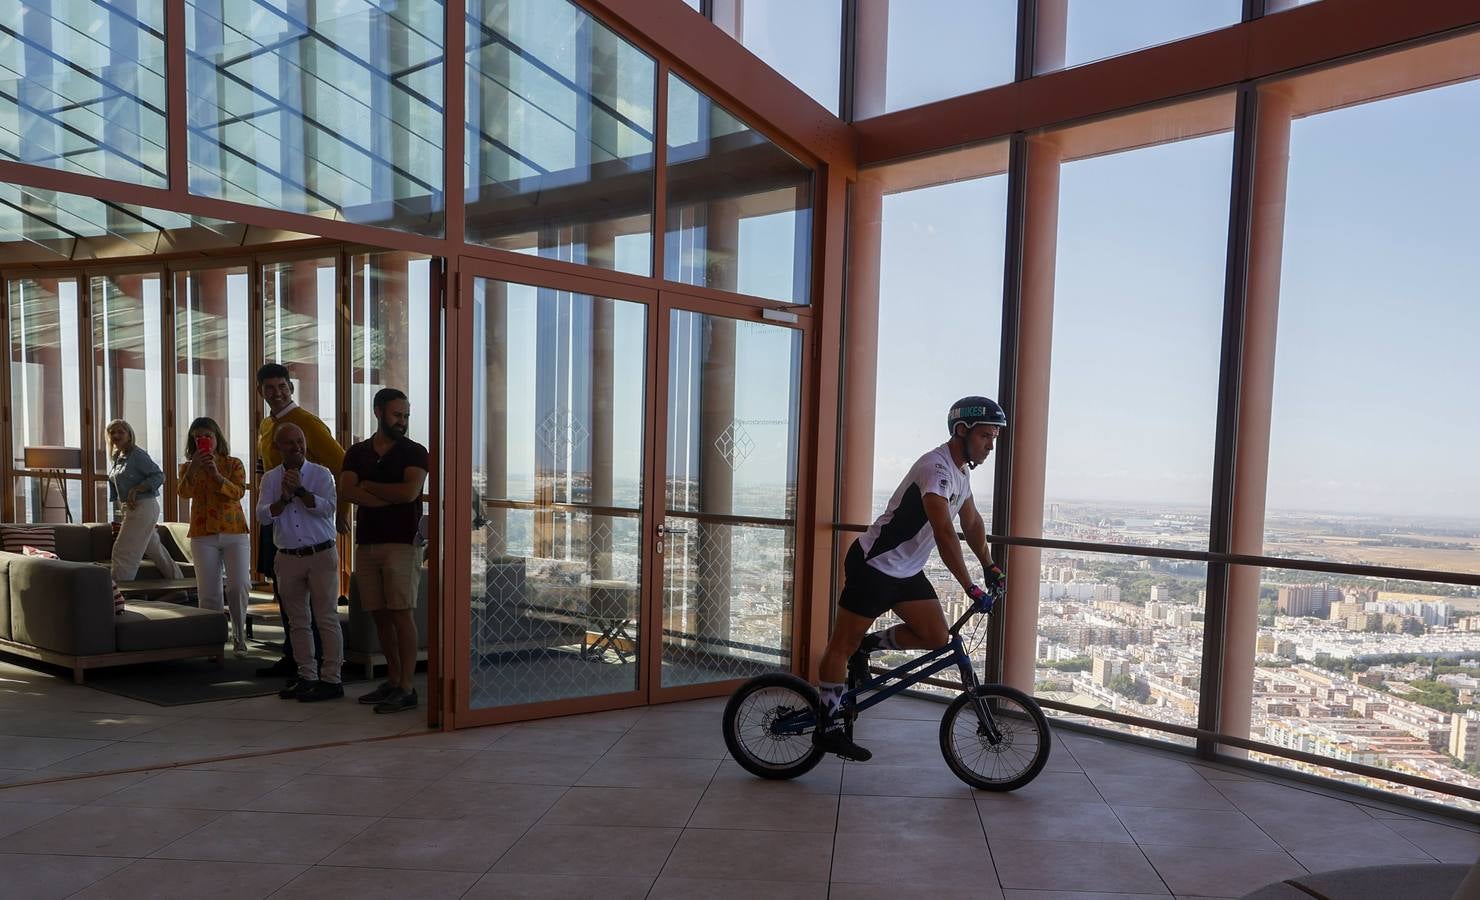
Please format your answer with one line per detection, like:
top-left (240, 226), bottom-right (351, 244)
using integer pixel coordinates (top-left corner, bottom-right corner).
top-left (885, 497), bottom-right (1480, 813)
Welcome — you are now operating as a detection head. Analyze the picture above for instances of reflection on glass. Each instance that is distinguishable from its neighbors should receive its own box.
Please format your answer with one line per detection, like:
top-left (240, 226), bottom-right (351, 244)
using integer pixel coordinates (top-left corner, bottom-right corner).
top-left (1265, 79), bottom-right (1480, 575)
top-left (465, 0), bottom-right (656, 275)
top-left (185, 0), bottom-right (446, 234)
top-left (90, 274), bottom-right (164, 487)
top-left (0, 0), bottom-right (167, 186)
top-left (262, 258), bottom-right (338, 429)
top-left (1031, 549), bottom-right (1205, 740)
top-left (175, 266), bottom-right (252, 523)
top-left (469, 277), bottom-right (647, 709)
top-left (853, 0), bottom-right (1018, 119)
top-left (351, 252), bottom-right (433, 446)
top-left (10, 475), bottom-right (82, 526)
top-left (1235, 564), bottom-right (1480, 813)
top-left (662, 310), bottom-right (801, 687)
top-left (1045, 129), bottom-right (1232, 550)
top-left (8, 277), bottom-right (82, 476)
top-left (868, 160), bottom-right (1007, 519)
top-left (1035, 1), bottom-right (1241, 74)
top-left (665, 74), bottom-right (813, 304)
top-left (719, 0), bottom-right (842, 114)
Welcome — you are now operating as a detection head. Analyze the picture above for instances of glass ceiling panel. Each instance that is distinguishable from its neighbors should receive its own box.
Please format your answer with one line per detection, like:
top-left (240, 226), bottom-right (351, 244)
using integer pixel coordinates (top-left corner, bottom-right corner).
top-left (0, 183), bottom-right (296, 263)
top-left (0, 0), bottom-right (169, 187)
top-left (185, 0), bottom-right (446, 235)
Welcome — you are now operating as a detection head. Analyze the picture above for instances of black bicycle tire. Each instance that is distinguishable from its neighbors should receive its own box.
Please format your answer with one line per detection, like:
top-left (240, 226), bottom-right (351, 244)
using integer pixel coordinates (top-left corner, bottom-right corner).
top-left (938, 684), bottom-right (1052, 791)
top-left (722, 673), bottom-right (827, 780)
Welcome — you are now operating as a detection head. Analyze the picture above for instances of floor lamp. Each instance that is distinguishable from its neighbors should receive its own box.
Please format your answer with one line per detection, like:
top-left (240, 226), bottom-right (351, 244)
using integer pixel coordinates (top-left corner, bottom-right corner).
top-left (23, 446), bottom-right (82, 524)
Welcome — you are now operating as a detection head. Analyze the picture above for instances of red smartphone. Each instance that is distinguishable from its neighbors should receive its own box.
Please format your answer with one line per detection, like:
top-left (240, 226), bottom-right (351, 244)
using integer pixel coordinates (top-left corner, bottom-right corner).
top-left (195, 436), bottom-right (211, 454)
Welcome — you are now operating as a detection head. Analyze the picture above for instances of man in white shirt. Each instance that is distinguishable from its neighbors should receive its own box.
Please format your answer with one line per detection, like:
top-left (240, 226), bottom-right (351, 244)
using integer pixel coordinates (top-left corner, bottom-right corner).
top-left (257, 423), bottom-right (345, 702)
top-left (813, 396), bottom-right (1009, 761)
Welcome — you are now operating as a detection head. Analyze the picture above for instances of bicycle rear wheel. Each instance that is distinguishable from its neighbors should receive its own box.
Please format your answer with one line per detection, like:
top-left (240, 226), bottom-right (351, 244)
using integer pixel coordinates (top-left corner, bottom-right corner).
top-left (723, 673), bottom-right (826, 780)
top-left (939, 684), bottom-right (1051, 791)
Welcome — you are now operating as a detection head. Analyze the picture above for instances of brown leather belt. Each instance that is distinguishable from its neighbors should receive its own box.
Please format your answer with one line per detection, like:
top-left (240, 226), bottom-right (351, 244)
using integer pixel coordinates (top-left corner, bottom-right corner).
top-left (277, 539), bottom-right (335, 557)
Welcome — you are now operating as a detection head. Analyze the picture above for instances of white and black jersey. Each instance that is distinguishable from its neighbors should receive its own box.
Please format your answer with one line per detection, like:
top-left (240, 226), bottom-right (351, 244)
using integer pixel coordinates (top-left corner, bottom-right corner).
top-left (858, 443), bottom-right (973, 579)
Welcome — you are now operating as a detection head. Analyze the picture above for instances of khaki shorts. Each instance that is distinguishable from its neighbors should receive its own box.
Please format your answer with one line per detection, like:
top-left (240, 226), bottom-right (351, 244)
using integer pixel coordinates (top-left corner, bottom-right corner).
top-left (354, 543), bottom-right (420, 611)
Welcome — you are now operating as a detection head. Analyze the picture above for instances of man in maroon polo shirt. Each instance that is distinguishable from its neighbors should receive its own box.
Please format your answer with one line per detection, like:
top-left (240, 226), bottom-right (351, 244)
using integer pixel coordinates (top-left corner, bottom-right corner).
top-left (338, 388), bottom-right (429, 714)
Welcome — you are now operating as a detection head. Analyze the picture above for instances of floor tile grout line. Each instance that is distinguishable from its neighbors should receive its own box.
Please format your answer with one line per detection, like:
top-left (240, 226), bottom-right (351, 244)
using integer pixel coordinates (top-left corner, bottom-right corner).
top-left (643, 737), bottom-right (728, 898)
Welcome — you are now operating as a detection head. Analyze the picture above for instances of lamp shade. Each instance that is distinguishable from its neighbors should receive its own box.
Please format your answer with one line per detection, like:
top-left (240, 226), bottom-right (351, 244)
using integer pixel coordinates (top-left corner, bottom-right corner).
top-left (23, 446), bottom-right (82, 469)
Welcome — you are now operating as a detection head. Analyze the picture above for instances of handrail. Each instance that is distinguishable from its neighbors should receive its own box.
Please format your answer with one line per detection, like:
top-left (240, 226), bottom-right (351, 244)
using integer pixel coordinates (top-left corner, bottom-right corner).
top-left (834, 522), bottom-right (1480, 587)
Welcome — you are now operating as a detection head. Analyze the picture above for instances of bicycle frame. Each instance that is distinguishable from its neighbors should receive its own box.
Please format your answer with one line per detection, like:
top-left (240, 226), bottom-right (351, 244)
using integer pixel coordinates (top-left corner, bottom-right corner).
top-left (771, 598), bottom-right (998, 737)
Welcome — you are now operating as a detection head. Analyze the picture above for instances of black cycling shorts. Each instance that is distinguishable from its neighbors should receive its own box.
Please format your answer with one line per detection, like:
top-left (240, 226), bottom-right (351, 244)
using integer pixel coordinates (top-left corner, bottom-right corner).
top-left (837, 539), bottom-right (937, 619)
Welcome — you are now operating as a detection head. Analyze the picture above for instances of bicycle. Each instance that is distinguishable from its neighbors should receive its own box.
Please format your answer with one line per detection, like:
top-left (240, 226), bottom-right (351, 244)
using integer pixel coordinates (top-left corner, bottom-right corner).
top-left (721, 585), bottom-right (1051, 791)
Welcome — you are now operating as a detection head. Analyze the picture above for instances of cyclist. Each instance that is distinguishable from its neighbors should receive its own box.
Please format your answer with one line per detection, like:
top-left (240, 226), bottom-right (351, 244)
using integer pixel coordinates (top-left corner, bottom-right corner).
top-left (814, 396), bottom-right (1008, 761)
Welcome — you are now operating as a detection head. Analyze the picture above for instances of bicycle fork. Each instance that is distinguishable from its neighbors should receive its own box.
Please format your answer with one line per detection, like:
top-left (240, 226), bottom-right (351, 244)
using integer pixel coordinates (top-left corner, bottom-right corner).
top-left (953, 640), bottom-right (1006, 745)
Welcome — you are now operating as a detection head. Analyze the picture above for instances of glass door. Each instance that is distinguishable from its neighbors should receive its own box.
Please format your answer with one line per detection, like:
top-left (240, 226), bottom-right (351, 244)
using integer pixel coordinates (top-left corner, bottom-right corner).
top-left (464, 272), bottom-right (653, 717)
top-left (652, 302), bottom-right (806, 698)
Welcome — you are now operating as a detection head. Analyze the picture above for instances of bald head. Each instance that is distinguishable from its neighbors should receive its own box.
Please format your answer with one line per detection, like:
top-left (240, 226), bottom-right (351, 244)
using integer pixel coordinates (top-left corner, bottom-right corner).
top-left (275, 423), bottom-right (307, 468)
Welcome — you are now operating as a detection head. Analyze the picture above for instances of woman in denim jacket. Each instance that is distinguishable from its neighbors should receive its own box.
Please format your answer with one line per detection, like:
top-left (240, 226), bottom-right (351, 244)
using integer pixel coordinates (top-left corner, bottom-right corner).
top-left (106, 419), bottom-right (184, 583)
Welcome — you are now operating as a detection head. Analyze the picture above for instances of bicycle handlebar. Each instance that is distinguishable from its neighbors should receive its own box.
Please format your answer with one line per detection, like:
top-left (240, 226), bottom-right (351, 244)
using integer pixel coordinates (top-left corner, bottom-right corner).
top-left (948, 583), bottom-right (1005, 635)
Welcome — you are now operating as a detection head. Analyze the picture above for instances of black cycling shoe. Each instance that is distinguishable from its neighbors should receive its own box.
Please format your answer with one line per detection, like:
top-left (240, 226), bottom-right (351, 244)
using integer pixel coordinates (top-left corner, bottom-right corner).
top-left (814, 727), bottom-right (872, 762)
top-left (857, 631), bottom-right (884, 655)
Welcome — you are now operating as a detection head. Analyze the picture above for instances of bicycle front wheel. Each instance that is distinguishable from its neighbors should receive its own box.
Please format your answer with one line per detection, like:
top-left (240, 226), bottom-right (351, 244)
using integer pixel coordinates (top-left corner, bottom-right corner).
top-left (939, 685), bottom-right (1051, 791)
top-left (722, 673), bottom-right (826, 780)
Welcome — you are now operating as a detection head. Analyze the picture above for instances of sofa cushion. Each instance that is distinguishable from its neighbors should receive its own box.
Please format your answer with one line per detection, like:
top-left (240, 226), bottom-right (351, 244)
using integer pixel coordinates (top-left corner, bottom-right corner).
top-left (1, 524), bottom-right (56, 556)
top-left (85, 523), bottom-right (115, 563)
top-left (0, 555), bottom-right (11, 641)
top-left (6, 552), bottom-right (116, 654)
top-left (46, 524), bottom-right (92, 561)
top-left (114, 601), bottom-right (227, 652)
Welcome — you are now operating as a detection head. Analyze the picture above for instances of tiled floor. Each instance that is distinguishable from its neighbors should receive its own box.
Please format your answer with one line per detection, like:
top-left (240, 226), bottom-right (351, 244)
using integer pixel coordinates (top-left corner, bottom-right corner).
top-left (1, 678), bottom-right (1478, 899)
top-left (0, 660), bottom-right (430, 783)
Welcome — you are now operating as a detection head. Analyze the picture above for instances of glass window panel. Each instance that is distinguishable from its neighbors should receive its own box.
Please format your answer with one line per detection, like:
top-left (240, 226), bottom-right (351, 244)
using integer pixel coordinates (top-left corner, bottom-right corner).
top-left (1232, 564), bottom-right (1480, 814)
top-left (720, 0), bottom-right (841, 114)
top-left (262, 257), bottom-right (338, 430)
top-left (469, 277), bottom-right (648, 709)
top-left (664, 74), bottom-right (813, 304)
top-left (853, 0), bottom-right (1018, 119)
top-left (1033, 549), bottom-right (1206, 742)
top-left (175, 265), bottom-right (252, 524)
top-left (10, 474), bottom-right (82, 525)
top-left (1035, 1), bottom-right (1242, 75)
top-left (90, 273), bottom-right (164, 490)
top-left (0, 0), bottom-right (167, 186)
top-left (185, 0), bottom-right (445, 234)
top-left (350, 251), bottom-right (432, 448)
top-left (464, 0), bottom-right (656, 275)
top-left (662, 310), bottom-right (802, 687)
top-left (1265, 79), bottom-right (1480, 576)
top-left (865, 151), bottom-right (1008, 519)
top-left (8, 276), bottom-right (82, 476)
top-left (1045, 123), bottom-right (1234, 551)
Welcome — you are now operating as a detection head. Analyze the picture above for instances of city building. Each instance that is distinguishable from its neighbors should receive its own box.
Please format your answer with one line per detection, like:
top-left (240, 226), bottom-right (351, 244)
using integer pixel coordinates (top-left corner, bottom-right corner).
top-left (1451, 711), bottom-right (1480, 766)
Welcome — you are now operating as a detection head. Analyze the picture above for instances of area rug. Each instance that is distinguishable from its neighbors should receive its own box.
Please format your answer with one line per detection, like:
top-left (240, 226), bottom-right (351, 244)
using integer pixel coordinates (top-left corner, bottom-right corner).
top-left (84, 628), bottom-right (364, 706)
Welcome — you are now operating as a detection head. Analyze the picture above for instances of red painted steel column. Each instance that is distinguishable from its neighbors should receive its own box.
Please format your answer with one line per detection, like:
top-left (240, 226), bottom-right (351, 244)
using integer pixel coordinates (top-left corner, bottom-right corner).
top-left (1221, 89), bottom-right (1293, 748)
top-left (1002, 137), bottom-right (1063, 693)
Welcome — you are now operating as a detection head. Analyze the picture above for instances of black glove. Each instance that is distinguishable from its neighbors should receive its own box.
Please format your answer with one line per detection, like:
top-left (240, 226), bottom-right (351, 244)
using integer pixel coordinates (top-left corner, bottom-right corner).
top-left (984, 564), bottom-right (1006, 591)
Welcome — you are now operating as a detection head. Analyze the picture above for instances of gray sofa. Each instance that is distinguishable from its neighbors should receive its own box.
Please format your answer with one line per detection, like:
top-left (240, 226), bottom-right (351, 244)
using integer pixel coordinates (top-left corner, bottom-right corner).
top-left (0, 523), bottom-right (225, 683)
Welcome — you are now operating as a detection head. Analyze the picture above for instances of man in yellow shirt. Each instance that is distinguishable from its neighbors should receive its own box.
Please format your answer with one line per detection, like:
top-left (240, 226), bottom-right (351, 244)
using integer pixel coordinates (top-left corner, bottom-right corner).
top-left (255, 363), bottom-right (348, 680)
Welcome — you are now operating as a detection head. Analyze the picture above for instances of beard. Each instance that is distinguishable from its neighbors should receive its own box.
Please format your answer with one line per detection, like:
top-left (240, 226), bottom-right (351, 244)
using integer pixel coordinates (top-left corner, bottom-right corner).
top-left (380, 420), bottom-right (408, 439)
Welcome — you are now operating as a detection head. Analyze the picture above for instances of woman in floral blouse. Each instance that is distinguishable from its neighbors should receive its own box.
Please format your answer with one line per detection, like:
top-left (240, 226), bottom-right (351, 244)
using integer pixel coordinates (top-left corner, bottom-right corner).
top-left (177, 417), bottom-right (250, 657)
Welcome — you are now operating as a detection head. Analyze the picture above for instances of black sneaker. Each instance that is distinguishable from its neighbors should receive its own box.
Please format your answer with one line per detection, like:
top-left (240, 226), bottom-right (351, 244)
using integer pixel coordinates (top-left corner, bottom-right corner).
top-left (298, 681), bottom-right (345, 703)
top-left (857, 631), bottom-right (884, 655)
top-left (279, 678), bottom-right (311, 700)
top-left (257, 658), bottom-right (296, 678)
top-left (358, 681), bottom-right (397, 705)
top-left (374, 687), bottom-right (418, 714)
top-left (814, 728), bottom-right (872, 762)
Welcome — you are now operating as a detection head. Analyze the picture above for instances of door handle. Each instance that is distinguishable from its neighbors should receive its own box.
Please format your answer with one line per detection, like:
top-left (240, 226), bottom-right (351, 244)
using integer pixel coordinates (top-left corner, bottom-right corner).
top-left (657, 524), bottom-right (688, 535)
